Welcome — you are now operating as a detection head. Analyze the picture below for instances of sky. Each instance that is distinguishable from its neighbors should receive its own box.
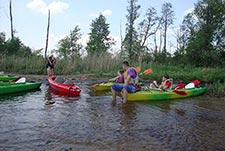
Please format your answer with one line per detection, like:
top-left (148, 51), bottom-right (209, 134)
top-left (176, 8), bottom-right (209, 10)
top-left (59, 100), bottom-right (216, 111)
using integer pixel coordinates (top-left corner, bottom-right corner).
top-left (0, 0), bottom-right (199, 54)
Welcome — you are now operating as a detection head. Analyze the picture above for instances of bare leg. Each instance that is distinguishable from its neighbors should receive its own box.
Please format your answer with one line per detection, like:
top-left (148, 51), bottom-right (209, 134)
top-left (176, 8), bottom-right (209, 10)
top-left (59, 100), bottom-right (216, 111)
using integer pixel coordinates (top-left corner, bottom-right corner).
top-left (122, 88), bottom-right (128, 103)
top-left (47, 67), bottom-right (51, 77)
top-left (111, 87), bottom-right (117, 101)
top-left (50, 69), bottom-right (54, 76)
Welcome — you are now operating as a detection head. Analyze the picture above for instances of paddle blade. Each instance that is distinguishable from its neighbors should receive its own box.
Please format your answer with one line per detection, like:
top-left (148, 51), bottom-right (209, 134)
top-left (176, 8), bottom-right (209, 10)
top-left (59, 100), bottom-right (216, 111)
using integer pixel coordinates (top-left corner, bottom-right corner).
top-left (175, 83), bottom-right (185, 89)
top-left (185, 83), bottom-right (195, 89)
top-left (143, 68), bottom-right (153, 75)
top-left (15, 77), bottom-right (26, 83)
top-left (135, 66), bottom-right (141, 73)
top-left (192, 80), bottom-right (200, 85)
top-left (173, 90), bottom-right (187, 95)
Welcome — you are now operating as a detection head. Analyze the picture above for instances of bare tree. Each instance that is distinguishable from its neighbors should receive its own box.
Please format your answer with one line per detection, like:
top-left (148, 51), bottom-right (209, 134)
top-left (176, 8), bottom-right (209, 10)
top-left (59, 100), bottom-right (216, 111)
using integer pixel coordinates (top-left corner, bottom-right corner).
top-left (45, 10), bottom-right (50, 59)
top-left (9, 0), bottom-right (14, 39)
top-left (138, 7), bottom-right (160, 48)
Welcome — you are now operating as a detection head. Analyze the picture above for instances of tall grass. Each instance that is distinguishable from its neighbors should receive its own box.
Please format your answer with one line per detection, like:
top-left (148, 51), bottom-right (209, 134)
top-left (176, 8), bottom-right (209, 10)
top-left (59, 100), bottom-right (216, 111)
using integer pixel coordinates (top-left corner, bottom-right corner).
top-left (1, 53), bottom-right (225, 96)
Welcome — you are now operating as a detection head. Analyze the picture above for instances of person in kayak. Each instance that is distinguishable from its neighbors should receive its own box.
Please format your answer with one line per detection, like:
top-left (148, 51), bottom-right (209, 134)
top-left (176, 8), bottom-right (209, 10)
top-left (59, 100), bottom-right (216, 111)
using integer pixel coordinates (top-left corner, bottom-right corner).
top-left (150, 74), bottom-right (171, 90)
top-left (111, 61), bottom-right (139, 103)
top-left (109, 69), bottom-right (125, 83)
top-left (46, 55), bottom-right (56, 77)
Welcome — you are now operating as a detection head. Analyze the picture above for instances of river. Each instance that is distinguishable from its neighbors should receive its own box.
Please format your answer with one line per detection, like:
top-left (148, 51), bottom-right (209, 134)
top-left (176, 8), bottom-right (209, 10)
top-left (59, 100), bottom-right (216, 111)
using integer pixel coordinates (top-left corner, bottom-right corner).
top-left (0, 81), bottom-right (225, 151)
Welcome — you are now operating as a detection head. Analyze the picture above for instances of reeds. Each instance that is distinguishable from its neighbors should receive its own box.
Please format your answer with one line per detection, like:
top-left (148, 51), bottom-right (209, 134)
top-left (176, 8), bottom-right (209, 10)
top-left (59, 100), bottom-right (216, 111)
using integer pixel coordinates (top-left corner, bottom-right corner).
top-left (1, 53), bottom-right (225, 96)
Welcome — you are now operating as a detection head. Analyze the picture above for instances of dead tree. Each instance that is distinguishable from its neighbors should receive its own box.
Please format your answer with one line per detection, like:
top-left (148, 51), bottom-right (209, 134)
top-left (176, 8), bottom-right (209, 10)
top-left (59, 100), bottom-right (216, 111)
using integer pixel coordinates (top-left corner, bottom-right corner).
top-left (9, 0), bottom-right (14, 39)
top-left (45, 10), bottom-right (50, 59)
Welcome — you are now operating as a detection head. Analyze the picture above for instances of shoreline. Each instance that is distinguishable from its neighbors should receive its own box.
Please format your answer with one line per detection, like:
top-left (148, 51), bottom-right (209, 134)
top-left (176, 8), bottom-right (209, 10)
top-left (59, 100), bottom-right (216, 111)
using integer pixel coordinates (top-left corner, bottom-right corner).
top-left (3, 73), bottom-right (225, 98)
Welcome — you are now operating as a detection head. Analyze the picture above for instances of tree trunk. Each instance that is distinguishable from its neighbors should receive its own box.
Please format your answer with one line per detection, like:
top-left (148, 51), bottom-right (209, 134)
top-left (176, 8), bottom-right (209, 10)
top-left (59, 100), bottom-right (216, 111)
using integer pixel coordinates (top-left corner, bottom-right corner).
top-left (9, 0), bottom-right (14, 39)
top-left (154, 32), bottom-right (157, 53)
top-left (45, 10), bottom-right (51, 59)
top-left (163, 27), bottom-right (167, 53)
top-left (159, 29), bottom-right (162, 53)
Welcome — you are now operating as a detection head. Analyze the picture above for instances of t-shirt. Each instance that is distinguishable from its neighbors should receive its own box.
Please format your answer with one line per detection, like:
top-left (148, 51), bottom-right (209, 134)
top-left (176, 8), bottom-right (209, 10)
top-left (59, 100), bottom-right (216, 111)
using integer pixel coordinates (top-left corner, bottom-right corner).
top-left (127, 68), bottom-right (137, 79)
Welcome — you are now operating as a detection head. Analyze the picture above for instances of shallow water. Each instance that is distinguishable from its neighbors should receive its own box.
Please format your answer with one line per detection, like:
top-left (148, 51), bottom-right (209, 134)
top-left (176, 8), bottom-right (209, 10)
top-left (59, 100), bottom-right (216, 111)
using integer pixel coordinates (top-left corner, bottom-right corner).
top-left (0, 81), bottom-right (225, 151)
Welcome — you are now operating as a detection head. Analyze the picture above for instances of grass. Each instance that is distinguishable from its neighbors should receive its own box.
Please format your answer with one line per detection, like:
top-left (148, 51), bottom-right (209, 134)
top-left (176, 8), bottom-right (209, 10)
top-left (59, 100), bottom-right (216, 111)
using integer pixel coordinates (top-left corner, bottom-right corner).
top-left (0, 53), bottom-right (225, 97)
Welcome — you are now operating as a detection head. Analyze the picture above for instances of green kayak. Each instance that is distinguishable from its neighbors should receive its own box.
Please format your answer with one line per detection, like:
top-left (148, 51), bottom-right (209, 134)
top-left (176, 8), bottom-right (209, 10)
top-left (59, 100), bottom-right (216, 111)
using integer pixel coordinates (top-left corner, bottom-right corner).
top-left (0, 82), bottom-right (41, 95)
top-left (127, 87), bottom-right (207, 101)
top-left (0, 75), bottom-right (20, 82)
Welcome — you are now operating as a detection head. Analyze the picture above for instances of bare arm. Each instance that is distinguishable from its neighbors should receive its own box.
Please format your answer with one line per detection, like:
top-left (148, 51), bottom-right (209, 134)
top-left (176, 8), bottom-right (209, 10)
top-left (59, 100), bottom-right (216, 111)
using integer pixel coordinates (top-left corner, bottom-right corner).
top-left (125, 75), bottom-right (131, 85)
top-left (109, 76), bottom-right (118, 82)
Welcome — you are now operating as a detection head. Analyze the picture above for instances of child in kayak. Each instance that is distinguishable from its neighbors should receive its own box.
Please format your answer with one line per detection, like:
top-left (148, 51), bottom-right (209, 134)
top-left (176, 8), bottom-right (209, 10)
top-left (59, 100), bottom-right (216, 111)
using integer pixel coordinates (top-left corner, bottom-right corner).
top-left (150, 74), bottom-right (171, 90)
top-left (109, 69), bottom-right (125, 83)
top-left (111, 61), bottom-right (139, 103)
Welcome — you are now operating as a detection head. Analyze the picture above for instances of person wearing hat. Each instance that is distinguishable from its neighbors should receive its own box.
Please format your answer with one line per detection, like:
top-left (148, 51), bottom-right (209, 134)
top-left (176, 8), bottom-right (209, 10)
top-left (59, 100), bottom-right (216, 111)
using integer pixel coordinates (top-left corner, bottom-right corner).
top-left (150, 74), bottom-right (171, 90)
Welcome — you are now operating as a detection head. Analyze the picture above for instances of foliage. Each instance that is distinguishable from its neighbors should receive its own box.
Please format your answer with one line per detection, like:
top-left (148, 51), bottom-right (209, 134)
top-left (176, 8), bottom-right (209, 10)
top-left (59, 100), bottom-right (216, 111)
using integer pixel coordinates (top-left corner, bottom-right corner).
top-left (160, 2), bottom-right (175, 53)
top-left (56, 26), bottom-right (83, 58)
top-left (0, 32), bottom-right (32, 56)
top-left (122, 0), bottom-right (141, 61)
top-left (175, 0), bottom-right (225, 67)
top-left (86, 14), bottom-right (114, 55)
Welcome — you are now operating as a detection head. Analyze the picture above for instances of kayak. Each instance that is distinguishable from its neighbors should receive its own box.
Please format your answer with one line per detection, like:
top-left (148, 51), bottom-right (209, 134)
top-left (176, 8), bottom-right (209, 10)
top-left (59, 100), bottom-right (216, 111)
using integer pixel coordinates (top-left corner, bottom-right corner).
top-left (0, 75), bottom-right (20, 82)
top-left (92, 82), bottom-right (144, 91)
top-left (126, 87), bottom-right (207, 101)
top-left (0, 82), bottom-right (41, 95)
top-left (48, 76), bottom-right (81, 96)
top-left (92, 82), bottom-right (115, 91)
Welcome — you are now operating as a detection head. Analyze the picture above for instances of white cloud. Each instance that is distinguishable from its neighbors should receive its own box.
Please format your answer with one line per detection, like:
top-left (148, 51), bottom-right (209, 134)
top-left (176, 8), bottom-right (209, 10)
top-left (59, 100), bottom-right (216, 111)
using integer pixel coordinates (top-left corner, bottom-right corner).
top-left (48, 34), bottom-right (66, 51)
top-left (102, 9), bottom-right (112, 16)
top-left (26, 0), bottom-right (69, 15)
top-left (88, 9), bottom-right (112, 17)
top-left (184, 7), bottom-right (194, 16)
top-left (78, 35), bottom-right (89, 47)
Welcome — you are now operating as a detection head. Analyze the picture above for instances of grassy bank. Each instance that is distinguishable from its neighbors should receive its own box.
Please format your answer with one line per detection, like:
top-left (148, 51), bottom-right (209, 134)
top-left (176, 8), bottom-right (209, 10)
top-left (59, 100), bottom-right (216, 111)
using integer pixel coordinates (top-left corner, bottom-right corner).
top-left (0, 54), bottom-right (225, 97)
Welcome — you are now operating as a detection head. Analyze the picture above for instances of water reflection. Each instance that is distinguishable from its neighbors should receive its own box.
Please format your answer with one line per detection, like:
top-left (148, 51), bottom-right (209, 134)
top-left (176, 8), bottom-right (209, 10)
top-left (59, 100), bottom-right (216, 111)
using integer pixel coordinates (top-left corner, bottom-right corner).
top-left (0, 82), bottom-right (224, 150)
top-left (44, 86), bottom-right (80, 105)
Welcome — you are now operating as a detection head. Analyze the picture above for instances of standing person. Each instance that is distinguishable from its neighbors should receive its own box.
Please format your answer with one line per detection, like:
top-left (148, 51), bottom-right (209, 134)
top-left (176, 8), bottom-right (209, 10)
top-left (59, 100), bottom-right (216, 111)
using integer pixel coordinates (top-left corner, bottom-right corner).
top-left (46, 55), bottom-right (56, 77)
top-left (111, 61), bottom-right (138, 103)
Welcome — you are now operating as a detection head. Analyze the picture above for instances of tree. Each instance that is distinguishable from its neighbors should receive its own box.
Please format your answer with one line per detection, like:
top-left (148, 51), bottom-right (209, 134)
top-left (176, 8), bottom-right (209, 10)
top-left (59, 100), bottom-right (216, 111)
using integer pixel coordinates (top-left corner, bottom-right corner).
top-left (138, 7), bottom-right (160, 48)
top-left (123, 0), bottom-right (141, 61)
top-left (160, 2), bottom-right (175, 53)
top-left (137, 7), bottom-right (160, 63)
top-left (0, 32), bottom-right (6, 53)
top-left (86, 14), bottom-right (114, 55)
top-left (57, 26), bottom-right (83, 58)
top-left (183, 0), bottom-right (225, 67)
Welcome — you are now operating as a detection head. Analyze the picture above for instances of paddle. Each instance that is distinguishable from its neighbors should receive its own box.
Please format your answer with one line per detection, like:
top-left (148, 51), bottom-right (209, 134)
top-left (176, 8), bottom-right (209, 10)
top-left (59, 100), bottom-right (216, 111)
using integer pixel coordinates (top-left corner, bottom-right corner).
top-left (135, 66), bottom-right (141, 73)
top-left (173, 79), bottom-right (200, 95)
top-left (173, 89), bottom-right (187, 95)
top-left (15, 77), bottom-right (26, 83)
top-left (139, 68), bottom-right (153, 75)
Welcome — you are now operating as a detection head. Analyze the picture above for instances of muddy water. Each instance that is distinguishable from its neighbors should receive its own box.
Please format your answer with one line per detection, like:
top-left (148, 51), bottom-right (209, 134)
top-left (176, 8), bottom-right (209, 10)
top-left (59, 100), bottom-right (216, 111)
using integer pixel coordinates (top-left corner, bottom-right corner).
top-left (0, 81), bottom-right (225, 151)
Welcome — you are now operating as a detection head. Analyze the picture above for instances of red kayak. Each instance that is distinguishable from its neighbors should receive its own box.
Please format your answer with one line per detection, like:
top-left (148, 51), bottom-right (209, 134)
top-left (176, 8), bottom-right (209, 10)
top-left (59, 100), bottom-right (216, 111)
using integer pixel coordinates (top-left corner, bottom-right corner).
top-left (48, 76), bottom-right (81, 96)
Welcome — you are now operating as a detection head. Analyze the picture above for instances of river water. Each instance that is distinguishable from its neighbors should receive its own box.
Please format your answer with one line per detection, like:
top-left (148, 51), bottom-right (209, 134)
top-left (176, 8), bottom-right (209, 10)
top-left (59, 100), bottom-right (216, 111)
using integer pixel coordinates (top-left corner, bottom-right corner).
top-left (0, 81), bottom-right (225, 151)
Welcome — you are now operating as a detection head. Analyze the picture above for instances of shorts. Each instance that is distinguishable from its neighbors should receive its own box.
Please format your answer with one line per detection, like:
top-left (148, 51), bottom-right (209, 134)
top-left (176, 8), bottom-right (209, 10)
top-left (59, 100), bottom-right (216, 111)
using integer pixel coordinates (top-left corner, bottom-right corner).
top-left (111, 84), bottom-right (137, 93)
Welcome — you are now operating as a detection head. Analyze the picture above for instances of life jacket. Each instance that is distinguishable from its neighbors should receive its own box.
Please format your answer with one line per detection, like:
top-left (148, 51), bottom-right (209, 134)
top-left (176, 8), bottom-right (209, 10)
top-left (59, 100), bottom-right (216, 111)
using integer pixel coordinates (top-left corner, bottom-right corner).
top-left (116, 76), bottom-right (124, 83)
top-left (161, 79), bottom-right (172, 89)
